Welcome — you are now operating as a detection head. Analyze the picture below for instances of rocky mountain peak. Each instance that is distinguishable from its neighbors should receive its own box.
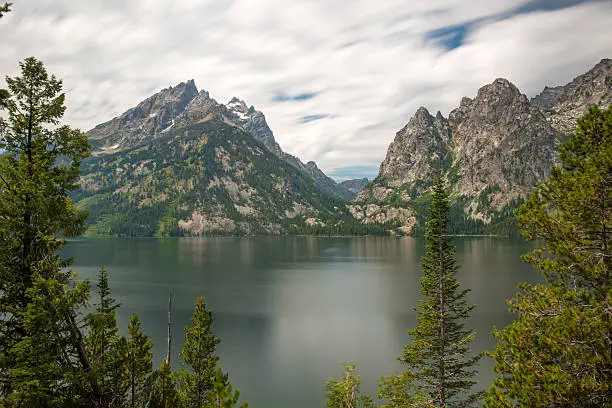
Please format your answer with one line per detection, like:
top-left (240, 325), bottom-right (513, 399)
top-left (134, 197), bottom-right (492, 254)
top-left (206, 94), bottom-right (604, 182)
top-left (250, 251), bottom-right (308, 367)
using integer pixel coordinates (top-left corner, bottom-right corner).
top-left (87, 79), bottom-right (200, 147)
top-left (532, 58), bottom-right (611, 135)
top-left (450, 78), bottom-right (556, 219)
top-left (474, 78), bottom-right (527, 107)
top-left (86, 79), bottom-right (356, 202)
top-left (411, 106), bottom-right (434, 127)
top-left (226, 97), bottom-right (252, 121)
top-left (367, 104), bottom-right (451, 198)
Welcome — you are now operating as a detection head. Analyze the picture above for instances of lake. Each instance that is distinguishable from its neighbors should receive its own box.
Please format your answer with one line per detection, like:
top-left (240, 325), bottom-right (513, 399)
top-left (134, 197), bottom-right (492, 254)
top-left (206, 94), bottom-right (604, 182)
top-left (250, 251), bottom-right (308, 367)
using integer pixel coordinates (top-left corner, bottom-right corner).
top-left (62, 236), bottom-right (540, 408)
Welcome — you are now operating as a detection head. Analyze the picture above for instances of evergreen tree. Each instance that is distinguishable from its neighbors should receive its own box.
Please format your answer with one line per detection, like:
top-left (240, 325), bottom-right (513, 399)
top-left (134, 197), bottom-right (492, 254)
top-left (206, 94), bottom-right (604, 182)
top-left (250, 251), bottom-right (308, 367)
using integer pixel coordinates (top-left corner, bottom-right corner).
top-left (0, 57), bottom-right (100, 403)
top-left (486, 106), bottom-right (611, 407)
top-left (2, 267), bottom-right (92, 407)
top-left (179, 296), bottom-right (220, 407)
top-left (325, 363), bottom-right (374, 408)
top-left (149, 360), bottom-right (182, 408)
top-left (378, 371), bottom-right (432, 408)
top-left (391, 172), bottom-right (480, 407)
top-left (86, 267), bottom-right (127, 407)
top-left (124, 313), bottom-right (154, 408)
top-left (204, 369), bottom-right (248, 408)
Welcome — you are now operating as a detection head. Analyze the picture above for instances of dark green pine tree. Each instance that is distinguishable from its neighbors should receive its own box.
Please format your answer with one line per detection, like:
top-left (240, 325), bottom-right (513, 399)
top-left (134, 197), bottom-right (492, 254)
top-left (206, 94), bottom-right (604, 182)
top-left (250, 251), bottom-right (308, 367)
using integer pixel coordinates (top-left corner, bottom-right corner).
top-left (85, 267), bottom-right (128, 407)
top-left (149, 360), bottom-right (182, 408)
top-left (0, 57), bottom-right (100, 404)
top-left (399, 172), bottom-right (481, 407)
top-left (486, 106), bottom-right (611, 407)
top-left (204, 369), bottom-right (248, 408)
top-left (124, 313), bottom-right (154, 408)
top-left (179, 296), bottom-right (221, 407)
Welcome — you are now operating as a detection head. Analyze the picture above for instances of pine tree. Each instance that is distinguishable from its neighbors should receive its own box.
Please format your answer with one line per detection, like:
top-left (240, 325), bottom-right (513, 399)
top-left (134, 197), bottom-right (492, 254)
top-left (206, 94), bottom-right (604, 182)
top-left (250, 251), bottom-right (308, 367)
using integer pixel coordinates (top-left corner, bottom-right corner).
top-left (392, 172), bottom-right (480, 407)
top-left (0, 57), bottom-right (100, 403)
top-left (179, 296), bottom-right (221, 407)
top-left (2, 267), bottom-right (92, 406)
top-left (124, 313), bottom-right (154, 408)
top-left (325, 363), bottom-right (374, 408)
top-left (86, 267), bottom-right (127, 407)
top-left (149, 360), bottom-right (182, 408)
top-left (204, 369), bottom-right (248, 408)
top-left (486, 106), bottom-right (611, 407)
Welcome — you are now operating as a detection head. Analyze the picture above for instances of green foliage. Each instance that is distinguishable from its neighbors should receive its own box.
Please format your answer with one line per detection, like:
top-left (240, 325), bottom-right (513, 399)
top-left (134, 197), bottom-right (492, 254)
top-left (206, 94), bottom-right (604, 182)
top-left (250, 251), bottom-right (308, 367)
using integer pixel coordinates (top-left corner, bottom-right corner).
top-left (324, 363), bottom-right (374, 408)
top-left (149, 360), bottom-right (182, 408)
top-left (203, 369), bottom-right (248, 408)
top-left (179, 296), bottom-right (220, 407)
top-left (2, 268), bottom-right (92, 407)
top-left (0, 57), bottom-right (101, 405)
top-left (73, 120), bottom-right (349, 237)
top-left (85, 267), bottom-right (127, 407)
top-left (486, 106), bottom-right (612, 407)
top-left (124, 313), bottom-right (154, 408)
top-left (378, 372), bottom-right (433, 408)
top-left (389, 172), bottom-right (481, 407)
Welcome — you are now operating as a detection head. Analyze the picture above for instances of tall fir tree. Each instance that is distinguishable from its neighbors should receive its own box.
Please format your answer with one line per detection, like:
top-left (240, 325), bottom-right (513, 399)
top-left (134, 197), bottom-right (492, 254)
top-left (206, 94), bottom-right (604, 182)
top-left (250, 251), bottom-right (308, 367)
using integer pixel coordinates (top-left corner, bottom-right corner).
top-left (179, 296), bottom-right (221, 407)
top-left (124, 313), bottom-right (154, 408)
top-left (486, 106), bottom-right (611, 407)
top-left (86, 267), bottom-right (128, 407)
top-left (0, 57), bottom-right (101, 404)
top-left (390, 172), bottom-right (481, 407)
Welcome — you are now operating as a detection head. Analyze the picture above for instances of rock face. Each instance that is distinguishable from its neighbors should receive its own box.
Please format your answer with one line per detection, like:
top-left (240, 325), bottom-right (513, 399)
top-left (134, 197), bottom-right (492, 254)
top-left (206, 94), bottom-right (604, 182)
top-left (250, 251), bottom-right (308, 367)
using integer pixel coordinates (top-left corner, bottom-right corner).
top-left (451, 78), bottom-right (556, 218)
top-left (351, 58), bottom-right (610, 234)
top-left (532, 58), bottom-right (612, 135)
top-left (225, 97), bottom-right (353, 200)
top-left (88, 80), bottom-right (199, 147)
top-left (338, 178), bottom-right (369, 195)
top-left (87, 82), bottom-right (351, 200)
top-left (377, 107), bottom-right (452, 194)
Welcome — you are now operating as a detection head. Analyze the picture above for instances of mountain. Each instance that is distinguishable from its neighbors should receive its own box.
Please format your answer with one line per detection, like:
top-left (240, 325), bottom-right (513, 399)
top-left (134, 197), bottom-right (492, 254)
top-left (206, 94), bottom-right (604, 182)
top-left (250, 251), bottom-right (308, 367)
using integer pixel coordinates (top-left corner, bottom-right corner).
top-left (349, 58), bottom-right (610, 235)
top-left (338, 178), bottom-right (369, 195)
top-left (87, 83), bottom-right (352, 200)
top-left (75, 82), bottom-right (360, 236)
top-left (532, 58), bottom-right (611, 136)
top-left (75, 119), bottom-right (350, 236)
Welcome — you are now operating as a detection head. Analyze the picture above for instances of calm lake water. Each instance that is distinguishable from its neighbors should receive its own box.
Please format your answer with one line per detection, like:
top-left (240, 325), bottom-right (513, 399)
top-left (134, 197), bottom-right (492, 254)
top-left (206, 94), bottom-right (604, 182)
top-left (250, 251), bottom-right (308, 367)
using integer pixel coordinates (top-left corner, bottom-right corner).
top-left (62, 237), bottom-right (540, 408)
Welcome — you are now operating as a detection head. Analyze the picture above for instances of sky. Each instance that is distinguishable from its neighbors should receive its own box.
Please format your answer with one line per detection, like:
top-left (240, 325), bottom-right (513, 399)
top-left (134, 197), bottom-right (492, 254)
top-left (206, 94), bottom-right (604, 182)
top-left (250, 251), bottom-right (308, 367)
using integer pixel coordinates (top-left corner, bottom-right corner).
top-left (1, 0), bottom-right (611, 181)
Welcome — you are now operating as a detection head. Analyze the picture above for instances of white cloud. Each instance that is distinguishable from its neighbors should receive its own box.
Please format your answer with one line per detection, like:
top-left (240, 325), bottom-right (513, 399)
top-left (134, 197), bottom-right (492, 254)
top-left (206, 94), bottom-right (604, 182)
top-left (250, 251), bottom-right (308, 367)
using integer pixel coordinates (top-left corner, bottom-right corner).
top-left (1, 0), bottom-right (610, 179)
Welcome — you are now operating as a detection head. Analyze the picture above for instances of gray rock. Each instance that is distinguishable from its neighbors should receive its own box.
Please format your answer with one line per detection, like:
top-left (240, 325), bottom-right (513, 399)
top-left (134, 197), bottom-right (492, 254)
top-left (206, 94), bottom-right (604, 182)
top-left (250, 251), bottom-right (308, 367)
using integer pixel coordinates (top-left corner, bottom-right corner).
top-left (532, 58), bottom-right (611, 135)
top-left (452, 78), bottom-right (556, 217)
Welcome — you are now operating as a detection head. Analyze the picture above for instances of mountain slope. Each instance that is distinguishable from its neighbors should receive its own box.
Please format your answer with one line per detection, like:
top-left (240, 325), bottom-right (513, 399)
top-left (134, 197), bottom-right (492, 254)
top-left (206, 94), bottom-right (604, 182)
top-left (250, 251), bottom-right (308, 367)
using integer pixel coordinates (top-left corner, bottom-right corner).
top-left (86, 82), bottom-right (352, 200)
top-left (349, 62), bottom-right (612, 234)
top-left (75, 120), bottom-right (345, 236)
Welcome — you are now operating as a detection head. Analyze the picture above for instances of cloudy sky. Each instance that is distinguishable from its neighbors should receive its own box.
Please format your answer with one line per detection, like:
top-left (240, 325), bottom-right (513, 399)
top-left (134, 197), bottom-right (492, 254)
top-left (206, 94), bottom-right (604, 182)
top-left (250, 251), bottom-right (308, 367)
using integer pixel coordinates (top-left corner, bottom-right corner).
top-left (1, 0), bottom-right (611, 180)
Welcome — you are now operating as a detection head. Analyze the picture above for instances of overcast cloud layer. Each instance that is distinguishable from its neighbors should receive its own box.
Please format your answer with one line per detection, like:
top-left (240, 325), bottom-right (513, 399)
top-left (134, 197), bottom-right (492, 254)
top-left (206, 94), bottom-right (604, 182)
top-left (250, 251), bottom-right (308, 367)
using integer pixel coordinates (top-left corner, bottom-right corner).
top-left (1, 0), bottom-right (611, 180)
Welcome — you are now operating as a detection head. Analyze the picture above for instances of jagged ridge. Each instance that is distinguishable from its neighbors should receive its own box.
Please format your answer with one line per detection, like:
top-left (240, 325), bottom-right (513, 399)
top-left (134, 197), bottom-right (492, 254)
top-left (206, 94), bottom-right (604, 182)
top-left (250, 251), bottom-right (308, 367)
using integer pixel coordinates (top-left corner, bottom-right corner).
top-left (350, 58), bottom-right (611, 235)
top-left (86, 81), bottom-right (353, 200)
